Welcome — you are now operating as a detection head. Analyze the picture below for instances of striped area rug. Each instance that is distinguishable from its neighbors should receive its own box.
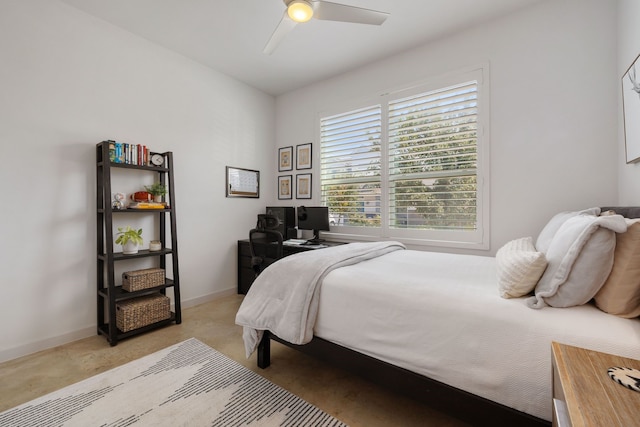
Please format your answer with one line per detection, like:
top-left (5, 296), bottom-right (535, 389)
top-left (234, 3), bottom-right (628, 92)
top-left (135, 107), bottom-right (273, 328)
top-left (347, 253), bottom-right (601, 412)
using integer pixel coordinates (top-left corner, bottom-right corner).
top-left (0, 338), bottom-right (347, 426)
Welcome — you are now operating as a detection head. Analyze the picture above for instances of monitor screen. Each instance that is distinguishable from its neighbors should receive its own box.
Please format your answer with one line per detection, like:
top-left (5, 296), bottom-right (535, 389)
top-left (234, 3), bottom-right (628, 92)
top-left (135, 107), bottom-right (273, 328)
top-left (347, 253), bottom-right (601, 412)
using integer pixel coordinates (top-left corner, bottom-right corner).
top-left (297, 206), bottom-right (330, 243)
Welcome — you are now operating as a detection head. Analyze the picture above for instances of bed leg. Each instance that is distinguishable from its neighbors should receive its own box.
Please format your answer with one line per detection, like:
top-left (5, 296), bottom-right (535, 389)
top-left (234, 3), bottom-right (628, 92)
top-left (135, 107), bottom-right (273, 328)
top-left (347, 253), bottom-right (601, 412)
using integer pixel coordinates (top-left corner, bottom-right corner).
top-left (257, 331), bottom-right (271, 369)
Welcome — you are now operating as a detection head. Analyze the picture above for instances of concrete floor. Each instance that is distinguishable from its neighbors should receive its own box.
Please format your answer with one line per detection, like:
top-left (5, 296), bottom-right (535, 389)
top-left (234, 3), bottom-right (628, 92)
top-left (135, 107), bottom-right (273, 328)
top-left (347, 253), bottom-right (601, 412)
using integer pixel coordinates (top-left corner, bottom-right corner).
top-left (0, 294), bottom-right (468, 427)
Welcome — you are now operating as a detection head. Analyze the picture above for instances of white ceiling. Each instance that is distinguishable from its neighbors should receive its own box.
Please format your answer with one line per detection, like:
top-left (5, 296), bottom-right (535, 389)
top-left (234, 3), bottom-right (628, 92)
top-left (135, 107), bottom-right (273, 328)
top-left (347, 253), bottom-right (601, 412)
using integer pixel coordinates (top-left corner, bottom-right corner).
top-left (59, 0), bottom-right (545, 96)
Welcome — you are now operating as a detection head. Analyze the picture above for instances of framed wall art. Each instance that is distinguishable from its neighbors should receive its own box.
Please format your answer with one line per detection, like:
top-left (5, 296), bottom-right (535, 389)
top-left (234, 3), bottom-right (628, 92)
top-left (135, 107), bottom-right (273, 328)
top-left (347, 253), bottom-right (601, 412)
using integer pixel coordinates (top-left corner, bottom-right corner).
top-left (278, 175), bottom-right (292, 200)
top-left (226, 166), bottom-right (259, 198)
top-left (296, 143), bottom-right (312, 170)
top-left (279, 146), bottom-right (293, 171)
top-left (622, 53), bottom-right (640, 163)
top-left (296, 173), bottom-right (312, 199)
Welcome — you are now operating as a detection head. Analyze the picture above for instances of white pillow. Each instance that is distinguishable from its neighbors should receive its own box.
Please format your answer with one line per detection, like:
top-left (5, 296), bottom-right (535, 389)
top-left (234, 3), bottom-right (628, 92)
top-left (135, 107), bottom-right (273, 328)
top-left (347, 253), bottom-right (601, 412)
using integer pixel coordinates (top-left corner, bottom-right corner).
top-left (535, 207), bottom-right (601, 253)
top-left (527, 214), bottom-right (627, 309)
top-left (496, 237), bottom-right (547, 298)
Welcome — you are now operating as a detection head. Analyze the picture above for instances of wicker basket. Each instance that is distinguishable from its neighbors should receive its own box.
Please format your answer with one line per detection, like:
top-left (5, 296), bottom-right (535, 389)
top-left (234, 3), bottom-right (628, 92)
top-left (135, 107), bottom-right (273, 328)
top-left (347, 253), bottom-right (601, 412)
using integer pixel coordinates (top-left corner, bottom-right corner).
top-left (116, 294), bottom-right (171, 332)
top-left (122, 268), bottom-right (165, 292)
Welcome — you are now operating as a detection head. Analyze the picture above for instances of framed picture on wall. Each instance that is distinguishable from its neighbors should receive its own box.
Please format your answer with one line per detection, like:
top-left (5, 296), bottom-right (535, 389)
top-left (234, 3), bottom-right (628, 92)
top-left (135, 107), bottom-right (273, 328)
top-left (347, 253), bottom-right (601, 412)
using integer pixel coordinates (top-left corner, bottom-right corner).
top-left (225, 166), bottom-right (259, 198)
top-left (296, 173), bottom-right (312, 199)
top-left (296, 143), bottom-right (312, 170)
top-left (623, 53), bottom-right (640, 163)
top-left (278, 175), bottom-right (292, 200)
top-left (279, 146), bottom-right (293, 171)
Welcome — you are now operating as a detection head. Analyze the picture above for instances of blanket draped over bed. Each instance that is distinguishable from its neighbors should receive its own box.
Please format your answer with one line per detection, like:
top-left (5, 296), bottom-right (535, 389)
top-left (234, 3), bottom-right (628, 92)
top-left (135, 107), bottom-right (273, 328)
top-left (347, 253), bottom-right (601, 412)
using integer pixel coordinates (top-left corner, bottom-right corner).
top-left (235, 241), bottom-right (406, 357)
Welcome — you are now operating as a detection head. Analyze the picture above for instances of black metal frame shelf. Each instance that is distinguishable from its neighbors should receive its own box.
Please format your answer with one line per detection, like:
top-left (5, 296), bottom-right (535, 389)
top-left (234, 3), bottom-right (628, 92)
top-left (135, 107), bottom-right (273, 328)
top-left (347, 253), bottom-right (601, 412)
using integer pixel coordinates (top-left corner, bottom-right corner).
top-left (96, 141), bottom-right (181, 346)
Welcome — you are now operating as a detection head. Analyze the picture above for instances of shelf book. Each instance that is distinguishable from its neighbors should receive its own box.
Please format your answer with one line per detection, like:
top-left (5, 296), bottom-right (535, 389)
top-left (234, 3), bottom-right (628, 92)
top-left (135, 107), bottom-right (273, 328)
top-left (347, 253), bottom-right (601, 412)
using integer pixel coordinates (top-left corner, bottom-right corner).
top-left (107, 140), bottom-right (151, 166)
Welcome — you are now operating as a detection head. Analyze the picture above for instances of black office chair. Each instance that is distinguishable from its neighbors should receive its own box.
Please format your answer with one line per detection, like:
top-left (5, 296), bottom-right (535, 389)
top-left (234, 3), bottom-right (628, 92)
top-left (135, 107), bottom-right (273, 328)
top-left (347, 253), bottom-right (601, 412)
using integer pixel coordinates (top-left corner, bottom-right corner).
top-left (249, 214), bottom-right (283, 278)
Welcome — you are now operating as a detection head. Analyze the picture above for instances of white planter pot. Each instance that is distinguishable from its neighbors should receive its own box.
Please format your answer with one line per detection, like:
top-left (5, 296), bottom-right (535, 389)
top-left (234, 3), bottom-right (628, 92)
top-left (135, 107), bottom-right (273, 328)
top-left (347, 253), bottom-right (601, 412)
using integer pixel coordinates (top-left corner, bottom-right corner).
top-left (153, 195), bottom-right (163, 203)
top-left (122, 241), bottom-right (139, 254)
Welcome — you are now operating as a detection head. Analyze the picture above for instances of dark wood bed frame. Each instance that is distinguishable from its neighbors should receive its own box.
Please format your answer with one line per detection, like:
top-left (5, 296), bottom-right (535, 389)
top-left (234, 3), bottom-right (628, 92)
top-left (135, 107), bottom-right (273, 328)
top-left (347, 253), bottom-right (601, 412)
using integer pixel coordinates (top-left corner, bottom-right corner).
top-left (255, 207), bottom-right (639, 427)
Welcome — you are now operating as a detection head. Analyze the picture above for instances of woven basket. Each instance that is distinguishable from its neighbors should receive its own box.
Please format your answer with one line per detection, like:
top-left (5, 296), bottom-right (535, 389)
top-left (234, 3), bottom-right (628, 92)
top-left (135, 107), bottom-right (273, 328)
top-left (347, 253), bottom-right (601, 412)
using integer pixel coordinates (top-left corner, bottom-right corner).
top-left (116, 294), bottom-right (170, 332)
top-left (122, 268), bottom-right (165, 292)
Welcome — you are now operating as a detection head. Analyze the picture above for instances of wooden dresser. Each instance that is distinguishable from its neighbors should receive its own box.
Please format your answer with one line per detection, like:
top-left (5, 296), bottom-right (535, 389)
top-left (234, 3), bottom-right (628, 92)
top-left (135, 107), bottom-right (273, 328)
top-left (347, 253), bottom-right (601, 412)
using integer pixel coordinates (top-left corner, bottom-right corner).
top-left (552, 341), bottom-right (640, 427)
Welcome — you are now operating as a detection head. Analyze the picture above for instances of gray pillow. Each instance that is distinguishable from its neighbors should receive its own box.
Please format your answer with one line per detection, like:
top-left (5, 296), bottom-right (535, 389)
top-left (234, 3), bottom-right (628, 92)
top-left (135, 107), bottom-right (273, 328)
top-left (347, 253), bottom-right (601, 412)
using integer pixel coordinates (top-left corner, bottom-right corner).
top-left (527, 214), bottom-right (627, 308)
top-left (535, 207), bottom-right (601, 254)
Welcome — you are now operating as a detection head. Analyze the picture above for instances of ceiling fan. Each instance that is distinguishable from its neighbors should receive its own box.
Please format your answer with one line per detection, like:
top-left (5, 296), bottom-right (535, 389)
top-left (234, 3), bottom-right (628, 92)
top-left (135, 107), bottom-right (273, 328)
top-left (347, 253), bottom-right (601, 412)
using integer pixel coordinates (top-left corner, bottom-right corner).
top-left (264, 0), bottom-right (389, 55)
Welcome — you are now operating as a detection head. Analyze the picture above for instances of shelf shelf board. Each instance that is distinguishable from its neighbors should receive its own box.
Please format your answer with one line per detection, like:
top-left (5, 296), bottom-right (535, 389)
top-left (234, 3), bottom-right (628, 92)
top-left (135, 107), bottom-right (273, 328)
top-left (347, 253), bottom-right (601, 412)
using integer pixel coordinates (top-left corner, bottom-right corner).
top-left (98, 279), bottom-right (176, 301)
top-left (99, 161), bottom-right (169, 172)
top-left (98, 248), bottom-right (174, 261)
top-left (97, 208), bottom-right (172, 214)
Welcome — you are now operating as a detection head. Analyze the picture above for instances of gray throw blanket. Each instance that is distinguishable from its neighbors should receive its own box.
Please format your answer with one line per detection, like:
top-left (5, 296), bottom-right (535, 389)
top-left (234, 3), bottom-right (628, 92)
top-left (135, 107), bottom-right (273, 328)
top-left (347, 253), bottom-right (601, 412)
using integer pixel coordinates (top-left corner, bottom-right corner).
top-left (235, 241), bottom-right (406, 357)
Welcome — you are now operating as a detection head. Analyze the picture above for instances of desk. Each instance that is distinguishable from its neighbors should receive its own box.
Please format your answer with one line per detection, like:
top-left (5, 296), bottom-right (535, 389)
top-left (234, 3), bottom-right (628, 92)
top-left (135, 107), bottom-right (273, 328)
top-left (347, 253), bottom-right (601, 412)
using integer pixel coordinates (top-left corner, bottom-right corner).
top-left (237, 239), bottom-right (345, 294)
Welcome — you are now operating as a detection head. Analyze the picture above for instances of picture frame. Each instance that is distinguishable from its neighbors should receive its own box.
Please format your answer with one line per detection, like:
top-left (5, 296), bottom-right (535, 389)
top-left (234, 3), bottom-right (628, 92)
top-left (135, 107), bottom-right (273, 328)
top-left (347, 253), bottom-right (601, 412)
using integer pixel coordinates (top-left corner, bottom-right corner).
top-left (226, 166), bottom-right (259, 198)
top-left (279, 146), bottom-right (293, 172)
top-left (278, 175), bottom-right (293, 200)
top-left (296, 173), bottom-right (312, 199)
top-left (622, 53), bottom-right (640, 163)
top-left (296, 143), bottom-right (312, 170)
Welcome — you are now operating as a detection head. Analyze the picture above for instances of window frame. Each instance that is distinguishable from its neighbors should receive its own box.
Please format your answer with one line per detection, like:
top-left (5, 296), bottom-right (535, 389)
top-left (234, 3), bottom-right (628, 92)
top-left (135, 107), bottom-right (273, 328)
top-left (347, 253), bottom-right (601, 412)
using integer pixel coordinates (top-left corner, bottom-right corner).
top-left (316, 65), bottom-right (490, 250)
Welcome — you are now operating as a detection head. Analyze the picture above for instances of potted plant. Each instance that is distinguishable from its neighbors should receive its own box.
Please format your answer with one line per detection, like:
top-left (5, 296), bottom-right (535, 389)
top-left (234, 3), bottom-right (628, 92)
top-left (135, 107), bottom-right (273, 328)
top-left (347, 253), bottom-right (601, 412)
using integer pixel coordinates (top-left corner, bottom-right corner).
top-left (115, 226), bottom-right (143, 254)
top-left (144, 182), bottom-right (168, 202)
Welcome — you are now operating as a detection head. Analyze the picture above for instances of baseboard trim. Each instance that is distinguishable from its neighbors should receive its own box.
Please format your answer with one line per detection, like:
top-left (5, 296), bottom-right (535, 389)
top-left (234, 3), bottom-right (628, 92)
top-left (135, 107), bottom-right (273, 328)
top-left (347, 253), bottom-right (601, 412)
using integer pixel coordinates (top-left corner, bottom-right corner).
top-left (181, 288), bottom-right (236, 309)
top-left (0, 288), bottom-right (237, 363)
top-left (0, 326), bottom-right (96, 364)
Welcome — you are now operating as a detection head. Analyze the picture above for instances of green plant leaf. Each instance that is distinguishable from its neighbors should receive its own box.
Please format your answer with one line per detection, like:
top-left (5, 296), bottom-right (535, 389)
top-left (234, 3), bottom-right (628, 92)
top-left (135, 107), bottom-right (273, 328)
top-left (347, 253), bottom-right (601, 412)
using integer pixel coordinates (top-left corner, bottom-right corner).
top-left (115, 225), bottom-right (143, 246)
top-left (144, 182), bottom-right (167, 196)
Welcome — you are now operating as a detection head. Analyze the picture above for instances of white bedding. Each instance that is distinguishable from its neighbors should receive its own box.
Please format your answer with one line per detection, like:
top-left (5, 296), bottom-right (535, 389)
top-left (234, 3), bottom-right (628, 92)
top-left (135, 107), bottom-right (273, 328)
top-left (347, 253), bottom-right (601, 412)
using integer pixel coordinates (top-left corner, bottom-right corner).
top-left (235, 241), bottom-right (405, 357)
top-left (313, 249), bottom-right (640, 422)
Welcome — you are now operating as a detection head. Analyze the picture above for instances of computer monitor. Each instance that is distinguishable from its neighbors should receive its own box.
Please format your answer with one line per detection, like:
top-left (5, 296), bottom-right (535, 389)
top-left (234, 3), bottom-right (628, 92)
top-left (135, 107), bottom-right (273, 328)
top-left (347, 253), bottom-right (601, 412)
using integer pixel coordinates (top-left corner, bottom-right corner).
top-left (297, 206), bottom-right (330, 243)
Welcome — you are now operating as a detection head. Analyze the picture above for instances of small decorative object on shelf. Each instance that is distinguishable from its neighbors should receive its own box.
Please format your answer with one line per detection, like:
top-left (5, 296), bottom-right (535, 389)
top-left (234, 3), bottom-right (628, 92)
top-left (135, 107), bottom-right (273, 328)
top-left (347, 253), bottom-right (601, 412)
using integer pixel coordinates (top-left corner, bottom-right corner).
top-left (131, 191), bottom-right (151, 202)
top-left (96, 140), bottom-right (181, 346)
top-left (150, 153), bottom-right (164, 166)
top-left (112, 193), bottom-right (126, 210)
top-left (115, 226), bottom-right (143, 254)
top-left (122, 268), bottom-right (165, 292)
top-left (144, 182), bottom-right (167, 203)
top-left (116, 294), bottom-right (170, 332)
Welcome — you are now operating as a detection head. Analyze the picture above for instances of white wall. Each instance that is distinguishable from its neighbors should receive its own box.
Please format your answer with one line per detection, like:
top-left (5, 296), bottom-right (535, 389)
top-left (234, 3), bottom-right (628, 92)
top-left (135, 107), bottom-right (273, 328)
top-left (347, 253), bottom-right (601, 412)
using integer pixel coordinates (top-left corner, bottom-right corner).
top-left (0, 0), bottom-right (625, 362)
top-left (618, 0), bottom-right (640, 203)
top-left (0, 0), bottom-right (275, 362)
top-left (275, 0), bottom-right (619, 255)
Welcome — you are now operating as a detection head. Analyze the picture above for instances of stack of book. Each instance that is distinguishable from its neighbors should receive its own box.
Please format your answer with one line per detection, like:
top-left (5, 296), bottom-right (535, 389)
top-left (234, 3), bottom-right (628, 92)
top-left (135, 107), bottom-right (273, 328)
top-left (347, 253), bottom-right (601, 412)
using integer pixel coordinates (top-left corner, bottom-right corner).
top-left (107, 140), bottom-right (151, 166)
top-left (128, 202), bottom-right (168, 210)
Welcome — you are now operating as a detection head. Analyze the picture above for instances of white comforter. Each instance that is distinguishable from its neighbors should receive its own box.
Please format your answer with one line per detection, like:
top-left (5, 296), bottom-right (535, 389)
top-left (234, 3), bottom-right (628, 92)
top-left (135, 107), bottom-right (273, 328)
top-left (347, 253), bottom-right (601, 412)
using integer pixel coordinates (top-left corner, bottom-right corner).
top-left (235, 241), bottom-right (405, 357)
top-left (313, 250), bottom-right (640, 421)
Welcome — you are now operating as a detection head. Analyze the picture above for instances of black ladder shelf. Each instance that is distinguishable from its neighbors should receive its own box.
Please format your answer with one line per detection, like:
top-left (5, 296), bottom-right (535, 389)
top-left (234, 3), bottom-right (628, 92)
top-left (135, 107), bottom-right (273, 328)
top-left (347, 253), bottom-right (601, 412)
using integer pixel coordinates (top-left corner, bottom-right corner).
top-left (96, 141), bottom-right (181, 346)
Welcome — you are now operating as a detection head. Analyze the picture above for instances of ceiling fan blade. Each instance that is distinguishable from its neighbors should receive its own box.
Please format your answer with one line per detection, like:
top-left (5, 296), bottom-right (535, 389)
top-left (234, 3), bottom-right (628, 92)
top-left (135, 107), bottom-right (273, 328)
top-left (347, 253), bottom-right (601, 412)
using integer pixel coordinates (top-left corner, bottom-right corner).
top-left (263, 11), bottom-right (297, 55)
top-left (312, 1), bottom-right (389, 25)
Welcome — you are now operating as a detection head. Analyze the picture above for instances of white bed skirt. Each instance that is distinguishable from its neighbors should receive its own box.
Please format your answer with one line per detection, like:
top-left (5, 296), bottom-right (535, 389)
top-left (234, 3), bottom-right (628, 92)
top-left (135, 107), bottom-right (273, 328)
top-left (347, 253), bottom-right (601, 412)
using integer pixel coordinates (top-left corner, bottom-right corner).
top-left (314, 250), bottom-right (640, 421)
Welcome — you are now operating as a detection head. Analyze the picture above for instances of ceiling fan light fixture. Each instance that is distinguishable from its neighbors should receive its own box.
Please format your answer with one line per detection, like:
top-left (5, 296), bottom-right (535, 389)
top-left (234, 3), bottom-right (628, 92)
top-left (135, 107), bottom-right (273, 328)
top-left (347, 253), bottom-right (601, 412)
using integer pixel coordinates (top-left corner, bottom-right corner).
top-left (287, 0), bottom-right (313, 23)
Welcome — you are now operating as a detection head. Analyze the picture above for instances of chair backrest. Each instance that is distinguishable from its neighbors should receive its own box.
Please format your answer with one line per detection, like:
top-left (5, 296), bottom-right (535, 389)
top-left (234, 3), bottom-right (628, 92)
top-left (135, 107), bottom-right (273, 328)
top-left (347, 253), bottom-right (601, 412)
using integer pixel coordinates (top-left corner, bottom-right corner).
top-left (256, 214), bottom-right (280, 231)
top-left (249, 228), bottom-right (283, 277)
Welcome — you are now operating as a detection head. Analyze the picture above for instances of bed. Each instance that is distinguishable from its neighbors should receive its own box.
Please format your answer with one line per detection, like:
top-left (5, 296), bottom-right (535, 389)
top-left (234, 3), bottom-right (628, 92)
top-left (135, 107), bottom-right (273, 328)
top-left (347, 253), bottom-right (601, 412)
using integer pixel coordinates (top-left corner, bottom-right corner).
top-left (235, 207), bottom-right (640, 426)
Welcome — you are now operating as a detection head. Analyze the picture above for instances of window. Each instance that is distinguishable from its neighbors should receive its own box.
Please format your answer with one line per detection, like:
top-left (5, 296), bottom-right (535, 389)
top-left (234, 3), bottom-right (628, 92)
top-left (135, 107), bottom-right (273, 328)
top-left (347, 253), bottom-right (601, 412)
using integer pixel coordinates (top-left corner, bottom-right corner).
top-left (319, 67), bottom-right (489, 249)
